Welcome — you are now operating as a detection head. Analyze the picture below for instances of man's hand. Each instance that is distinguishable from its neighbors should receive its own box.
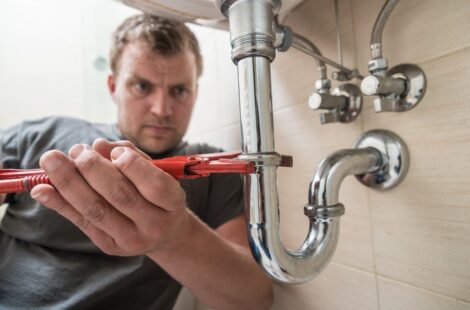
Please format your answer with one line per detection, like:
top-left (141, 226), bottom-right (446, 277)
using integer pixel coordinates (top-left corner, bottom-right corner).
top-left (30, 139), bottom-right (191, 256)
top-left (30, 139), bottom-right (272, 309)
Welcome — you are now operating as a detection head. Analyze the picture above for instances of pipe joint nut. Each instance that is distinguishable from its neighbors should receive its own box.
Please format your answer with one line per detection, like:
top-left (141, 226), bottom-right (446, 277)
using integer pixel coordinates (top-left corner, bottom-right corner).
top-left (226, 0), bottom-right (277, 63)
top-left (231, 34), bottom-right (275, 63)
top-left (315, 79), bottom-right (331, 93)
top-left (304, 203), bottom-right (345, 219)
top-left (238, 152), bottom-right (283, 167)
top-left (368, 58), bottom-right (388, 74)
top-left (274, 25), bottom-right (293, 52)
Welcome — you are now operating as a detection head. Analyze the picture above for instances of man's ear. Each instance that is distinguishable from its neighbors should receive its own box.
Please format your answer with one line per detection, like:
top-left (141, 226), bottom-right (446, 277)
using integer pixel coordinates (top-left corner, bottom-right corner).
top-left (107, 74), bottom-right (116, 99)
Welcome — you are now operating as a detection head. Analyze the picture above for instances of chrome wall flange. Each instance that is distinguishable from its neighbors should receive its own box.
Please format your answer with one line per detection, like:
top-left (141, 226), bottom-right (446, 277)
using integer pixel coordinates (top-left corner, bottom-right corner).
top-left (353, 129), bottom-right (409, 190)
top-left (385, 63), bottom-right (426, 111)
top-left (331, 83), bottom-right (363, 123)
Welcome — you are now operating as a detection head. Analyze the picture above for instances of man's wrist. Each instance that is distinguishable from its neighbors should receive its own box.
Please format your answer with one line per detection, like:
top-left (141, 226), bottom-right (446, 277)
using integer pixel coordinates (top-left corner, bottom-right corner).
top-left (146, 208), bottom-right (199, 259)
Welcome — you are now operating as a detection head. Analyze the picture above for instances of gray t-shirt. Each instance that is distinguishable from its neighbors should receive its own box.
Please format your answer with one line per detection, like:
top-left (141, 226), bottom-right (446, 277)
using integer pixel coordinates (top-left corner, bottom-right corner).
top-left (0, 116), bottom-right (244, 309)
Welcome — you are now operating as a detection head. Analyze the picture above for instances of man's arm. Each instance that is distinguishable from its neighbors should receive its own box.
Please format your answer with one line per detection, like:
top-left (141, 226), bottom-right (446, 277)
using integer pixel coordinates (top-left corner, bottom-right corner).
top-left (148, 214), bottom-right (273, 310)
top-left (30, 141), bottom-right (273, 310)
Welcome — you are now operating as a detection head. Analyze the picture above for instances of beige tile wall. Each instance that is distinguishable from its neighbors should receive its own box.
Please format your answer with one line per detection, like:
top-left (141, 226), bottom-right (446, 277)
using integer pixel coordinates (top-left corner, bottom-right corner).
top-left (268, 0), bottom-right (470, 309)
top-left (190, 1), bottom-right (470, 308)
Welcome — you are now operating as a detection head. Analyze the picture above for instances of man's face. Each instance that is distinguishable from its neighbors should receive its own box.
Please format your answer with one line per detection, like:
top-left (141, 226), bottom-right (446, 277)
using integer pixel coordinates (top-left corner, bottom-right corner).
top-left (108, 41), bottom-right (198, 154)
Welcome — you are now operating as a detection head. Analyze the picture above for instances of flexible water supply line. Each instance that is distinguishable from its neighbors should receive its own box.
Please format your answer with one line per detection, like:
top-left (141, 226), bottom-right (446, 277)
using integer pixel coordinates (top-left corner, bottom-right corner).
top-left (370, 0), bottom-right (400, 59)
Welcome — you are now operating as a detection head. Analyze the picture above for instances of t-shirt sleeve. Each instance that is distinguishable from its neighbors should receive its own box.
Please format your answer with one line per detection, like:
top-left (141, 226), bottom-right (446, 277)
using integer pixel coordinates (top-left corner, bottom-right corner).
top-left (0, 123), bottom-right (24, 204)
top-left (204, 172), bottom-right (244, 229)
top-left (0, 123), bottom-right (22, 169)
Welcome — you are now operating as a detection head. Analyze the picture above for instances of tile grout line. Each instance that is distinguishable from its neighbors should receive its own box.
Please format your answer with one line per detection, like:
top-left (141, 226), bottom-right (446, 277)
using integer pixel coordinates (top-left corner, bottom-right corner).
top-left (328, 261), bottom-right (470, 305)
top-left (376, 274), bottom-right (470, 305)
top-left (349, 0), bottom-right (382, 309)
top-left (418, 45), bottom-right (470, 66)
top-left (329, 260), bottom-right (376, 276)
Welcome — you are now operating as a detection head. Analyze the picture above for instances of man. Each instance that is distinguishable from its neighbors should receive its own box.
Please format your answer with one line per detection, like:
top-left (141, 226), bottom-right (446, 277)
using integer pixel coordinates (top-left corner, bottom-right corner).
top-left (0, 14), bottom-right (273, 309)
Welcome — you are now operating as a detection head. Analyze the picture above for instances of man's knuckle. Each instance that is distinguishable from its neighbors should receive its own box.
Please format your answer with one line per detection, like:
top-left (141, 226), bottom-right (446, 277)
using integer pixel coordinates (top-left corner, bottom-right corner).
top-left (74, 216), bottom-right (90, 230)
top-left (152, 177), bottom-right (168, 193)
top-left (122, 233), bottom-right (142, 251)
top-left (98, 238), bottom-right (118, 255)
top-left (54, 177), bottom-right (73, 192)
top-left (140, 219), bottom-right (158, 236)
top-left (82, 200), bottom-right (107, 223)
top-left (100, 244), bottom-right (117, 255)
top-left (175, 188), bottom-right (187, 207)
top-left (77, 153), bottom-right (101, 173)
top-left (54, 202), bottom-right (67, 214)
top-left (109, 184), bottom-right (135, 206)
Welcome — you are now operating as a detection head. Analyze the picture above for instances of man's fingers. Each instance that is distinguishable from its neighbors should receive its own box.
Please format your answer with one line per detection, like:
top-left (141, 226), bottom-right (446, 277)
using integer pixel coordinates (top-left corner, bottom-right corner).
top-left (30, 183), bottom-right (118, 253)
top-left (39, 149), bottom-right (135, 236)
top-left (92, 138), bottom-right (114, 160)
top-left (92, 138), bottom-right (151, 160)
top-left (111, 147), bottom-right (186, 211)
top-left (68, 144), bottom-right (165, 223)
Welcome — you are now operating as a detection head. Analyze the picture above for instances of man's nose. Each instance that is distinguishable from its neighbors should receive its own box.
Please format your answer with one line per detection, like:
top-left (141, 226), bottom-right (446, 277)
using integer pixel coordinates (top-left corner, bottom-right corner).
top-left (149, 90), bottom-right (173, 117)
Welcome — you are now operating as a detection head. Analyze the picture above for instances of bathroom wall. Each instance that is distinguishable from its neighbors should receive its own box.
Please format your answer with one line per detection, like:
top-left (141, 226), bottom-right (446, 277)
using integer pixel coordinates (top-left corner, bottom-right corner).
top-left (178, 1), bottom-right (470, 309)
top-left (0, 0), bottom-right (131, 127)
top-left (266, 0), bottom-right (470, 309)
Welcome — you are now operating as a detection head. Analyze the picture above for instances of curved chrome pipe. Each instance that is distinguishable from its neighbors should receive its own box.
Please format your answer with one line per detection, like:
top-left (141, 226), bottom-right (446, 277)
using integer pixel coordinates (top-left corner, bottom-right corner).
top-left (308, 148), bottom-right (382, 207)
top-left (244, 166), bottom-right (341, 284)
top-left (245, 148), bottom-right (382, 283)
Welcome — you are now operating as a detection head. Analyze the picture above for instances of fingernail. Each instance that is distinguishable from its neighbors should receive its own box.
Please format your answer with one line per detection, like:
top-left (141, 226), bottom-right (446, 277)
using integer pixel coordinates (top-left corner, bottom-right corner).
top-left (92, 138), bottom-right (106, 149)
top-left (41, 153), bottom-right (62, 172)
top-left (111, 147), bottom-right (126, 161)
top-left (31, 189), bottom-right (49, 204)
top-left (69, 144), bottom-right (89, 159)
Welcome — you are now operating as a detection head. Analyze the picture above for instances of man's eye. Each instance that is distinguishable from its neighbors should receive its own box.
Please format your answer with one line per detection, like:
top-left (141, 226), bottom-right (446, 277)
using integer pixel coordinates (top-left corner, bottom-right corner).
top-left (171, 86), bottom-right (189, 99)
top-left (134, 81), bottom-right (150, 93)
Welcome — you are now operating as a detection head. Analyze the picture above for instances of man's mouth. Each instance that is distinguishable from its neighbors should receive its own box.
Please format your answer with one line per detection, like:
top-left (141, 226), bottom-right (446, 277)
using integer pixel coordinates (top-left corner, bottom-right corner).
top-left (144, 125), bottom-right (174, 136)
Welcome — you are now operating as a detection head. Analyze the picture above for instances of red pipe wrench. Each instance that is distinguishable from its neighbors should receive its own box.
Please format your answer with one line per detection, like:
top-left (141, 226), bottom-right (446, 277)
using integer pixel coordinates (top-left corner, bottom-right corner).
top-left (0, 152), bottom-right (292, 194)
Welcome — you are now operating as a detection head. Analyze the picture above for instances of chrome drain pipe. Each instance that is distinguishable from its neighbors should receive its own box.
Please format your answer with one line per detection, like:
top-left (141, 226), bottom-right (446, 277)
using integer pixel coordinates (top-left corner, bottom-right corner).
top-left (236, 54), bottom-right (346, 283)
top-left (216, 0), bottom-right (346, 283)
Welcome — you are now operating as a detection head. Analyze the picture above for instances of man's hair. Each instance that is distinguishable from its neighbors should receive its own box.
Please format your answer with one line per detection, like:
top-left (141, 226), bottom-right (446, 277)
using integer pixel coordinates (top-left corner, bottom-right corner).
top-left (110, 14), bottom-right (203, 77)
